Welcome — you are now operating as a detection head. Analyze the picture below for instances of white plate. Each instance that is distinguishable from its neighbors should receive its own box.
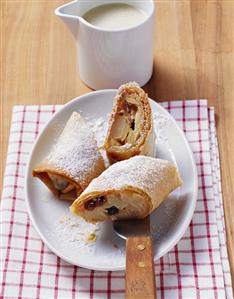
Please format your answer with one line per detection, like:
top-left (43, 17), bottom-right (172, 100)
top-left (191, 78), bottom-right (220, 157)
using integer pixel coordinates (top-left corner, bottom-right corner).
top-left (25, 90), bottom-right (197, 271)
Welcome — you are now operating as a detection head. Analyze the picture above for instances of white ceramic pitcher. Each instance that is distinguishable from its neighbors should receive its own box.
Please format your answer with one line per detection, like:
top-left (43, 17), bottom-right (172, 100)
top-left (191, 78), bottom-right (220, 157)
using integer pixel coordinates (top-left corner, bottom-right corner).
top-left (55, 0), bottom-right (155, 90)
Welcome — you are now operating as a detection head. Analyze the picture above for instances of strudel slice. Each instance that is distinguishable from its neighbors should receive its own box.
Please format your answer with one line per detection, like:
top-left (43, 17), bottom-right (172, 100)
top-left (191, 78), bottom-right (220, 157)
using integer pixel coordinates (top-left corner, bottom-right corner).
top-left (104, 82), bottom-right (155, 163)
top-left (70, 156), bottom-right (182, 222)
top-left (33, 112), bottom-right (105, 201)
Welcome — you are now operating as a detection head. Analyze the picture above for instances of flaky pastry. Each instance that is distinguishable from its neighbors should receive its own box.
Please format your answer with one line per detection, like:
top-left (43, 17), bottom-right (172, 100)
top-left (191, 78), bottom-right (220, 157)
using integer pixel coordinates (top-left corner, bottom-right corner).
top-left (70, 156), bottom-right (182, 222)
top-left (33, 112), bottom-right (105, 201)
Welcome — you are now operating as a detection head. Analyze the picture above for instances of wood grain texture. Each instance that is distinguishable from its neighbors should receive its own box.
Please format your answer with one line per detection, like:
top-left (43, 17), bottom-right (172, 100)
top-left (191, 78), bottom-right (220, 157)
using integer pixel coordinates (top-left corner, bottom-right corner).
top-left (126, 236), bottom-right (156, 299)
top-left (1, 0), bottom-right (233, 288)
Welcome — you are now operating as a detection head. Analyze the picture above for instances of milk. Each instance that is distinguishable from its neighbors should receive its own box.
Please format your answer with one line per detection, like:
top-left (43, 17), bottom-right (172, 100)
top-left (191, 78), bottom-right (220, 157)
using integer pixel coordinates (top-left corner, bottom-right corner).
top-left (82, 3), bottom-right (147, 30)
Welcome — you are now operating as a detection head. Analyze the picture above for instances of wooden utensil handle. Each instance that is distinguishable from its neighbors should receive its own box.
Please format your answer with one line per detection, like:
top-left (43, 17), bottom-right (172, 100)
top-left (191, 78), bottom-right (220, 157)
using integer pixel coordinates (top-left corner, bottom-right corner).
top-left (125, 236), bottom-right (156, 299)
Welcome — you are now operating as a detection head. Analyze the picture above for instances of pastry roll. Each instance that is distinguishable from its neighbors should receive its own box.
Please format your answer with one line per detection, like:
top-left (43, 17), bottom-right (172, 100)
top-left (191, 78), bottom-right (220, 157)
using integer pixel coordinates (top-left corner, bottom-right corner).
top-left (104, 82), bottom-right (155, 163)
top-left (33, 112), bottom-right (105, 201)
top-left (70, 156), bottom-right (182, 222)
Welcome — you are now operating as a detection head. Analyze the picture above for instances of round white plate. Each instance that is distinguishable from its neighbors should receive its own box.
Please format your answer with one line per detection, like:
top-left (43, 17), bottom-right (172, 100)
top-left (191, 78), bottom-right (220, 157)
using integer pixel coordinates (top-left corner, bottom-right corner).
top-left (25, 90), bottom-right (197, 271)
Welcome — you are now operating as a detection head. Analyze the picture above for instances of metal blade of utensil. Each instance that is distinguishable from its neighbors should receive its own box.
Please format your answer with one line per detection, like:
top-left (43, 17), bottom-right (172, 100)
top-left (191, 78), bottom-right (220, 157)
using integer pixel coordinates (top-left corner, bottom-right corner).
top-left (113, 216), bottom-right (151, 238)
top-left (113, 217), bottom-right (156, 299)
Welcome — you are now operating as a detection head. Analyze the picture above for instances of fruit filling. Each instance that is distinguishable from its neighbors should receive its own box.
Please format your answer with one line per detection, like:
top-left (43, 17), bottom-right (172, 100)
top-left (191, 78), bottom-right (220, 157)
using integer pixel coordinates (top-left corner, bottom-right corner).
top-left (110, 97), bottom-right (142, 148)
top-left (105, 206), bottom-right (119, 215)
top-left (48, 173), bottom-right (75, 194)
top-left (84, 196), bottom-right (107, 210)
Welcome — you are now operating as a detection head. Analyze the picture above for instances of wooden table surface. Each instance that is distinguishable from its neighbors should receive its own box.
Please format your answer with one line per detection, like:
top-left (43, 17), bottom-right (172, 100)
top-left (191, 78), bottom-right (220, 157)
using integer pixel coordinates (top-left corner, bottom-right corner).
top-left (1, 0), bottom-right (234, 289)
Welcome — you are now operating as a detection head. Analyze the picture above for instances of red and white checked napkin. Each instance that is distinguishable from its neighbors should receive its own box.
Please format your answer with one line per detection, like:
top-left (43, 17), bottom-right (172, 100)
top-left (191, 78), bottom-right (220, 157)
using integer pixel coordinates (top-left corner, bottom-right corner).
top-left (0, 100), bottom-right (233, 299)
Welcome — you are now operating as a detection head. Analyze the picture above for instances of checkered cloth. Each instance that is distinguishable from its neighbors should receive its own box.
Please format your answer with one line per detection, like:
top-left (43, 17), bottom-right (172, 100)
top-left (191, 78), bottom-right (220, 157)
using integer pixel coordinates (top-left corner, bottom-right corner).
top-left (0, 101), bottom-right (233, 299)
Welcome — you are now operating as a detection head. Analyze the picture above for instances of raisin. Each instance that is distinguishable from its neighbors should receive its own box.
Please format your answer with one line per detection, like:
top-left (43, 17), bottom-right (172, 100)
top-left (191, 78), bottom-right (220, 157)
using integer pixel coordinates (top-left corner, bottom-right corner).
top-left (84, 200), bottom-right (96, 210)
top-left (106, 206), bottom-right (119, 215)
top-left (96, 196), bottom-right (107, 206)
top-left (130, 120), bottom-right (135, 130)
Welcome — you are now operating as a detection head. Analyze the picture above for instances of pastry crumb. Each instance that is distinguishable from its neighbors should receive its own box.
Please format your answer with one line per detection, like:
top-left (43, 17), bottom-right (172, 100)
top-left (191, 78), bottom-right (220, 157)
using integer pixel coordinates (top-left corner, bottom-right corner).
top-left (85, 233), bottom-right (97, 244)
top-left (56, 213), bottom-right (100, 246)
top-left (59, 215), bottom-right (69, 224)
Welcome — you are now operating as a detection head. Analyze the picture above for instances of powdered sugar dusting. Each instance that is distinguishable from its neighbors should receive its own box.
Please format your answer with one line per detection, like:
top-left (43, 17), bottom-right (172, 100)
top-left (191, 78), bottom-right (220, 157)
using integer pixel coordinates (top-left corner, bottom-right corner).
top-left (80, 156), bottom-right (181, 203)
top-left (45, 112), bottom-right (103, 182)
top-left (86, 111), bottom-right (173, 168)
top-left (49, 111), bottom-right (176, 250)
top-left (43, 109), bottom-right (181, 266)
top-left (153, 112), bottom-right (172, 144)
top-left (55, 213), bottom-right (100, 245)
top-left (48, 213), bottom-right (125, 260)
top-left (88, 117), bottom-right (107, 148)
top-left (87, 116), bottom-right (109, 167)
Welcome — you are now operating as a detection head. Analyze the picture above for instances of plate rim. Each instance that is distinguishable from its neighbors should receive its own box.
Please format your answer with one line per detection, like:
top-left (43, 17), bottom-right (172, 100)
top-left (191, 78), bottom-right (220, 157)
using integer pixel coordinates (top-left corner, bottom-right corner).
top-left (25, 89), bottom-right (198, 271)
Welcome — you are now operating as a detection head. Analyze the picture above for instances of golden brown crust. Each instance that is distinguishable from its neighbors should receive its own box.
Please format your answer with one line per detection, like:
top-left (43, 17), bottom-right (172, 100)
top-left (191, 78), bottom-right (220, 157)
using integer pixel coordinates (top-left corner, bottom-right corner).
top-left (70, 156), bottom-right (183, 222)
top-left (104, 82), bottom-right (155, 163)
top-left (33, 156), bottom-right (105, 201)
top-left (32, 165), bottom-right (82, 201)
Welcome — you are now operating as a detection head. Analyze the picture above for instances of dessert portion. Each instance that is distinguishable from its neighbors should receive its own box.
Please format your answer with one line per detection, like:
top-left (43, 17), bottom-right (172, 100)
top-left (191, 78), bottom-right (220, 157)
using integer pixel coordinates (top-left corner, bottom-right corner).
top-left (33, 112), bottom-right (105, 201)
top-left (70, 156), bottom-right (182, 222)
top-left (104, 82), bottom-right (155, 163)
